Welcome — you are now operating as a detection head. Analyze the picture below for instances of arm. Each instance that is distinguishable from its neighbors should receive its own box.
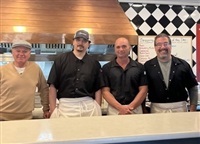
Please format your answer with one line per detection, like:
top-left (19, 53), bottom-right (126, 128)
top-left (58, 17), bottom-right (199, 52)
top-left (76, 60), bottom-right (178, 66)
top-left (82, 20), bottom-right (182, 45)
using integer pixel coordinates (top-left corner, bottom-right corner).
top-left (38, 70), bottom-right (50, 118)
top-left (128, 85), bottom-right (148, 111)
top-left (95, 89), bottom-right (102, 106)
top-left (102, 87), bottom-right (132, 114)
top-left (188, 85), bottom-right (198, 112)
top-left (49, 84), bottom-right (57, 115)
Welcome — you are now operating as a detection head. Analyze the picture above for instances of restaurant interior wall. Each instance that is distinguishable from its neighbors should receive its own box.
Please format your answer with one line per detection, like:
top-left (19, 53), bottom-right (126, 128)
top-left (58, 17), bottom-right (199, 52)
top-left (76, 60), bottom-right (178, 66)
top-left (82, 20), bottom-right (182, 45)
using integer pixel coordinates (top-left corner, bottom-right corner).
top-left (1, 1), bottom-right (200, 78)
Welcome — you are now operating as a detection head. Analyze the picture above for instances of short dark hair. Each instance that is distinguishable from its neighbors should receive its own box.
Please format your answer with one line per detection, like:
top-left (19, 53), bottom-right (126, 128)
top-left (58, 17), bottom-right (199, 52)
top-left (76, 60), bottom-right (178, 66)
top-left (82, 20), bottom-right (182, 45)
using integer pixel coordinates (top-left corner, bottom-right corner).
top-left (154, 33), bottom-right (171, 46)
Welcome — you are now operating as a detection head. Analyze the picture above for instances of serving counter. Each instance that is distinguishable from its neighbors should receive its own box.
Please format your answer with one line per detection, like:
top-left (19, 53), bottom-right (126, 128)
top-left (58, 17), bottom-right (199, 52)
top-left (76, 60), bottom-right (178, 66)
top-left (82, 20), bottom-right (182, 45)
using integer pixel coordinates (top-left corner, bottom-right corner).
top-left (0, 112), bottom-right (199, 144)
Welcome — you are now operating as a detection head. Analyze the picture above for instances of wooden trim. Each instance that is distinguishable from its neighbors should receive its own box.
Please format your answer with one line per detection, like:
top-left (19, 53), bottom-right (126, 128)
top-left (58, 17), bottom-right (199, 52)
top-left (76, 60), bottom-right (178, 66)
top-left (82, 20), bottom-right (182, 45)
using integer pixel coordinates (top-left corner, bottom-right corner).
top-left (0, 0), bottom-right (138, 45)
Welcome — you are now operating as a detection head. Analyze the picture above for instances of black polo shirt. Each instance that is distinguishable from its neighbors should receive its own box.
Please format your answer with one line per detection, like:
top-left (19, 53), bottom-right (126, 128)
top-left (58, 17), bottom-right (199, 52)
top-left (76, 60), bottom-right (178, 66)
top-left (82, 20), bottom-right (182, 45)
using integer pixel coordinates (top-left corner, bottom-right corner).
top-left (47, 51), bottom-right (103, 99)
top-left (102, 57), bottom-right (148, 105)
top-left (144, 56), bottom-right (198, 103)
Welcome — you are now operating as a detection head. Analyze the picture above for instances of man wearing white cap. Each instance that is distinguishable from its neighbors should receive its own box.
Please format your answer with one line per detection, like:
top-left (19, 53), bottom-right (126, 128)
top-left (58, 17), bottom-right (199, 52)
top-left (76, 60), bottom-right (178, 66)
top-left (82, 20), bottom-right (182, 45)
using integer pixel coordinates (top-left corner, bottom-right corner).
top-left (48, 30), bottom-right (103, 118)
top-left (0, 40), bottom-right (50, 120)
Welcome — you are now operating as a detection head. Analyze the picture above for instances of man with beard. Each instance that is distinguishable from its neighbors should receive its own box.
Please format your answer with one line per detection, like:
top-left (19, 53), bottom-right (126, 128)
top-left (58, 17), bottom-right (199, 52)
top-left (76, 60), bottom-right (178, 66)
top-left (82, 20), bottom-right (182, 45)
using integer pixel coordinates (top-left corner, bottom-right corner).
top-left (144, 33), bottom-right (198, 113)
top-left (47, 30), bottom-right (102, 118)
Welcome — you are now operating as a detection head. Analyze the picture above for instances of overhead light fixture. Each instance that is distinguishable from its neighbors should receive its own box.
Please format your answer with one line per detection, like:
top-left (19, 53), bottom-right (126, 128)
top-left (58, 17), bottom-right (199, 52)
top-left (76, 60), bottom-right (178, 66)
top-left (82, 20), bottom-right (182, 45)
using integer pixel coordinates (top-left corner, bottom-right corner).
top-left (13, 26), bottom-right (26, 32)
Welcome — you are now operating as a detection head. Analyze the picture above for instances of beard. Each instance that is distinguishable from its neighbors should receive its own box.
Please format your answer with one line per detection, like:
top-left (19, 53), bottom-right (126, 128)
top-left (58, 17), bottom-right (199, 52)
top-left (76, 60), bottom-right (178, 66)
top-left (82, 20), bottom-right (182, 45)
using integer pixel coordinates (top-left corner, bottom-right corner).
top-left (76, 45), bottom-right (84, 52)
top-left (157, 49), bottom-right (171, 62)
top-left (159, 49), bottom-right (168, 58)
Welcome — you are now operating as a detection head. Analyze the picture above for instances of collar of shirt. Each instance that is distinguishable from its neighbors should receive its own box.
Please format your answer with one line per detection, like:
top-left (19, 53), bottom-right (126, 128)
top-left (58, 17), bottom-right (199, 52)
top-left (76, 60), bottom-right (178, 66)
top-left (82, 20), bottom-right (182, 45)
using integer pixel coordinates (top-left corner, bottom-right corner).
top-left (111, 57), bottom-right (138, 69)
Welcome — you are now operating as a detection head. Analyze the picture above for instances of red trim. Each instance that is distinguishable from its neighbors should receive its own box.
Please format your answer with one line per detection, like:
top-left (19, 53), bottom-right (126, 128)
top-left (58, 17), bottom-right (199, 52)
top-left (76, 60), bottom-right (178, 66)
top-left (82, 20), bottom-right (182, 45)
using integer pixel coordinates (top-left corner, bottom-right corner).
top-left (196, 24), bottom-right (200, 81)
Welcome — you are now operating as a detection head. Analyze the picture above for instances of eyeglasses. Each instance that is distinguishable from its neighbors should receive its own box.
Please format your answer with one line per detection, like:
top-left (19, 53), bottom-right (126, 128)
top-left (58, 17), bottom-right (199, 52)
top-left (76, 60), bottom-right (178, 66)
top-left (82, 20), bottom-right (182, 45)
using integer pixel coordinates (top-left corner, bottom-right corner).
top-left (155, 42), bottom-right (170, 47)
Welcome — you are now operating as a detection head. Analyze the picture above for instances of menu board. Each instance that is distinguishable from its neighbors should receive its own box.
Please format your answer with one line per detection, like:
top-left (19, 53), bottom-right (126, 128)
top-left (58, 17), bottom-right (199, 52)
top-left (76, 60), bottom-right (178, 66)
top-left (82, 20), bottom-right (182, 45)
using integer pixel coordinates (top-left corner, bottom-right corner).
top-left (138, 36), bottom-right (192, 66)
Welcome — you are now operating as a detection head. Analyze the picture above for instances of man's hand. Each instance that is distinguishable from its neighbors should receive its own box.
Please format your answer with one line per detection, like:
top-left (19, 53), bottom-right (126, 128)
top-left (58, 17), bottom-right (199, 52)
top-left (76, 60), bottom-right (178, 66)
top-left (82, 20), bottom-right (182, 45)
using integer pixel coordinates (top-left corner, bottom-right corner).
top-left (190, 105), bottom-right (197, 112)
top-left (43, 111), bottom-right (51, 118)
top-left (118, 105), bottom-right (133, 115)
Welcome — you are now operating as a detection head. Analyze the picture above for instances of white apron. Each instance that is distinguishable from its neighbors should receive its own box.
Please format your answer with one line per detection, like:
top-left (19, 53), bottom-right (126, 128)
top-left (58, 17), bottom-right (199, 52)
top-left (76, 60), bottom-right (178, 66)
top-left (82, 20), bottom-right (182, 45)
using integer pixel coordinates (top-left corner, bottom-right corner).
top-left (150, 101), bottom-right (188, 113)
top-left (107, 105), bottom-right (143, 115)
top-left (50, 97), bottom-right (102, 118)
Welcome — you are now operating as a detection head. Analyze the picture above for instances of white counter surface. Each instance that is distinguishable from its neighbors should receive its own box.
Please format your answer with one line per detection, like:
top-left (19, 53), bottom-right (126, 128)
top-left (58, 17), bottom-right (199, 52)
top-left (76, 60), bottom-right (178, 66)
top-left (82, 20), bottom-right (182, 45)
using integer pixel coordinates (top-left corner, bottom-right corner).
top-left (0, 112), bottom-right (199, 144)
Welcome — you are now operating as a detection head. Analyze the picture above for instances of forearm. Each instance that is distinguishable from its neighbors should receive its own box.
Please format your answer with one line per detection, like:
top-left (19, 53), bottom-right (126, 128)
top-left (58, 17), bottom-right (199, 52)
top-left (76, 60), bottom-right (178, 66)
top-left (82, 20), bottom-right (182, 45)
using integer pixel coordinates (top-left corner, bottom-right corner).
top-left (49, 84), bottom-right (57, 113)
top-left (95, 89), bottom-right (102, 106)
top-left (39, 86), bottom-right (50, 112)
top-left (102, 87), bottom-right (122, 111)
top-left (188, 85), bottom-right (198, 111)
top-left (38, 70), bottom-right (50, 112)
top-left (129, 85), bottom-right (148, 110)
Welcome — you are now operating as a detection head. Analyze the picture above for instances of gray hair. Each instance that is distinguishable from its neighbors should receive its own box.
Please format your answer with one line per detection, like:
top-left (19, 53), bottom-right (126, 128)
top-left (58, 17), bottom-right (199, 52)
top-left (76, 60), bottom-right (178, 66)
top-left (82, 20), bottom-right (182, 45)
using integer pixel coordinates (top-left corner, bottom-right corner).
top-left (154, 33), bottom-right (171, 46)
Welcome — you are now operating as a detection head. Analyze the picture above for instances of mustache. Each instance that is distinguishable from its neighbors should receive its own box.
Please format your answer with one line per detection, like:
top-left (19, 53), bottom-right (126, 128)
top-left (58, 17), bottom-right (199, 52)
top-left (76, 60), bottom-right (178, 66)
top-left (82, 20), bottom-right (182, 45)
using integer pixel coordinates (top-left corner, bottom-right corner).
top-left (77, 45), bottom-right (84, 48)
top-left (159, 49), bottom-right (168, 52)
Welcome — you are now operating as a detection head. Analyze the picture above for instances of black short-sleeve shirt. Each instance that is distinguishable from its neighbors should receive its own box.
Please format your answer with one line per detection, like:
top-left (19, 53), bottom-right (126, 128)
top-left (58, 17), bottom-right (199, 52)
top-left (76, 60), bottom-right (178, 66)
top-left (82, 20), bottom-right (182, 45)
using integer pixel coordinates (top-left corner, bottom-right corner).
top-left (47, 51), bottom-right (103, 99)
top-left (102, 57), bottom-right (148, 104)
top-left (144, 56), bottom-right (198, 103)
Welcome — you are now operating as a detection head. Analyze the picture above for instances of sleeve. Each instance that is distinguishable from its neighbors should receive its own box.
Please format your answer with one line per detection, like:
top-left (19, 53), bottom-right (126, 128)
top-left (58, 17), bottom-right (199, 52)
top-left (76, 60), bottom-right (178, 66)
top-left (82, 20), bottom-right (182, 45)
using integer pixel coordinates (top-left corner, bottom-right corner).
top-left (94, 61), bottom-right (104, 91)
top-left (37, 67), bottom-right (50, 112)
top-left (47, 56), bottom-right (61, 89)
top-left (102, 64), bottom-right (111, 87)
top-left (184, 61), bottom-right (198, 88)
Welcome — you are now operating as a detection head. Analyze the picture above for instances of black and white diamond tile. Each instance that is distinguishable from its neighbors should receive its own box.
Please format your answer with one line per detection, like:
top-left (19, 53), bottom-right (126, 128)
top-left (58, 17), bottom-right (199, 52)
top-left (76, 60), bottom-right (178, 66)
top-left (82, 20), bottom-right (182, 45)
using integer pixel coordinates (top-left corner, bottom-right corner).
top-left (165, 9), bottom-right (177, 21)
top-left (165, 23), bottom-right (177, 35)
top-left (158, 5), bottom-right (170, 14)
top-left (120, 3), bottom-right (200, 73)
top-left (151, 8), bottom-right (164, 20)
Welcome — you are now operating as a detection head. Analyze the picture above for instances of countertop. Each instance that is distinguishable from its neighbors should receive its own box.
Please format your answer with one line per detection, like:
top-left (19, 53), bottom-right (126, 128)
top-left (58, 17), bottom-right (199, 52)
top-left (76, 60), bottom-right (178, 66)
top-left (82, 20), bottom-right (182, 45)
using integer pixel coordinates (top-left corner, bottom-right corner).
top-left (0, 112), bottom-right (199, 144)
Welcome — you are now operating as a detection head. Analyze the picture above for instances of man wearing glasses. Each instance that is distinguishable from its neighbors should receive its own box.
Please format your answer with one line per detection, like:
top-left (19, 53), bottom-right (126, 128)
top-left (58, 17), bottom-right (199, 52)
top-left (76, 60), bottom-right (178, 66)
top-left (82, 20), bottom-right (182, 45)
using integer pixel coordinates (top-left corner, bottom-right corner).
top-left (144, 33), bottom-right (198, 113)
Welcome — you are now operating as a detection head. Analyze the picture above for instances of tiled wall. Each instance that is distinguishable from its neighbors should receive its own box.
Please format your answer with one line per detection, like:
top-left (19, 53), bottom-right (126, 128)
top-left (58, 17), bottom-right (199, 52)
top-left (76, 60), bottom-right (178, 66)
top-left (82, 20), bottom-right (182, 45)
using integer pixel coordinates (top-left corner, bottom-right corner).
top-left (120, 3), bottom-right (200, 74)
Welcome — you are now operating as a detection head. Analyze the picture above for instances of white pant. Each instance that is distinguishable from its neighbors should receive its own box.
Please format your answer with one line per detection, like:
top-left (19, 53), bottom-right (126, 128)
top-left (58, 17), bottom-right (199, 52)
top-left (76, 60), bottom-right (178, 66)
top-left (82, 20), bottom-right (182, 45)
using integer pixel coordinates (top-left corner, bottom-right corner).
top-left (50, 97), bottom-right (102, 118)
top-left (107, 105), bottom-right (143, 115)
top-left (150, 101), bottom-right (188, 113)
